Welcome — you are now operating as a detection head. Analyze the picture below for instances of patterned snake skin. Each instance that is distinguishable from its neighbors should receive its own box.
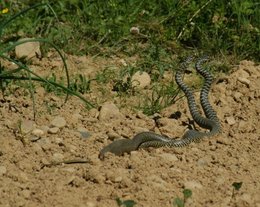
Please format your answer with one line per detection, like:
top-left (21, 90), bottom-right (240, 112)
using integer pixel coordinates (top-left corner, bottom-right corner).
top-left (99, 56), bottom-right (221, 159)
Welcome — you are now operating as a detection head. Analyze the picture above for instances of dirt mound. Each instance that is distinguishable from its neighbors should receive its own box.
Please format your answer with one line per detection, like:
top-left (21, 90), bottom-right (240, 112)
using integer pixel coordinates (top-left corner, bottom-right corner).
top-left (0, 57), bottom-right (259, 207)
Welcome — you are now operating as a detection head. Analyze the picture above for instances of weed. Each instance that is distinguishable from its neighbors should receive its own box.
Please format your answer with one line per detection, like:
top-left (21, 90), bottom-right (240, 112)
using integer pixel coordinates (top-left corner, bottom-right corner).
top-left (232, 182), bottom-right (243, 198)
top-left (0, 3), bottom-right (95, 120)
top-left (116, 198), bottom-right (137, 207)
top-left (140, 81), bottom-right (179, 115)
top-left (173, 189), bottom-right (192, 207)
top-left (2, 1), bottom-right (258, 60)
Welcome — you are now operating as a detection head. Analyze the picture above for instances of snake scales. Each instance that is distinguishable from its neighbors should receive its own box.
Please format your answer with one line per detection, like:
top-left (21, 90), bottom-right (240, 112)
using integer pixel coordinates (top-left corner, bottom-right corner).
top-left (99, 56), bottom-right (221, 159)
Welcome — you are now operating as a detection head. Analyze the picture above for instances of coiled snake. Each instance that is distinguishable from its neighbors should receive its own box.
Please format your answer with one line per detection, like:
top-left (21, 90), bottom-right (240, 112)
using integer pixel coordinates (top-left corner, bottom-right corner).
top-left (99, 56), bottom-right (221, 159)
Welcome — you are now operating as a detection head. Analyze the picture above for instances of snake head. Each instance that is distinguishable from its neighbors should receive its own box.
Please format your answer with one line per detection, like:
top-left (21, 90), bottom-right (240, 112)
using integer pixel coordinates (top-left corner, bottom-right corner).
top-left (99, 139), bottom-right (137, 160)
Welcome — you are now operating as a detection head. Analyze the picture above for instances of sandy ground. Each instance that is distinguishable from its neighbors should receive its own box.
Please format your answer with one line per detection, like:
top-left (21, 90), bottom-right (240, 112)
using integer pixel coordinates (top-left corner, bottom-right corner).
top-left (0, 54), bottom-right (259, 207)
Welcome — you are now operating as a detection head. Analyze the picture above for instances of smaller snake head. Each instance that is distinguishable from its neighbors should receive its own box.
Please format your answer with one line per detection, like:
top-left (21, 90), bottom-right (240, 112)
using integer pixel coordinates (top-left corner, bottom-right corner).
top-left (99, 139), bottom-right (138, 160)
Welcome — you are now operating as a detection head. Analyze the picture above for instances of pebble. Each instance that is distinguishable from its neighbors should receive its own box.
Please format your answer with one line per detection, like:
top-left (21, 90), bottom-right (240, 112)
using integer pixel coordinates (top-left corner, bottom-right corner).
top-left (52, 153), bottom-right (64, 162)
top-left (98, 102), bottom-right (124, 121)
top-left (85, 201), bottom-right (97, 207)
top-left (84, 169), bottom-right (105, 184)
top-left (158, 153), bottom-right (178, 162)
top-left (130, 27), bottom-right (140, 35)
top-left (197, 158), bottom-right (209, 167)
top-left (147, 175), bottom-right (167, 190)
top-left (184, 180), bottom-right (203, 190)
top-left (54, 137), bottom-right (64, 145)
top-left (50, 116), bottom-right (66, 128)
top-left (77, 127), bottom-right (91, 139)
top-left (21, 189), bottom-right (31, 199)
top-left (32, 128), bottom-right (45, 137)
top-left (226, 116), bottom-right (236, 125)
top-left (238, 120), bottom-right (247, 132)
top-left (232, 92), bottom-right (242, 102)
top-left (48, 127), bottom-right (60, 134)
top-left (0, 166), bottom-right (7, 176)
top-left (105, 169), bottom-right (128, 183)
top-left (20, 120), bottom-right (35, 134)
top-left (70, 113), bottom-right (83, 125)
top-left (40, 125), bottom-right (49, 134)
top-left (15, 38), bottom-right (41, 59)
top-left (237, 77), bottom-right (250, 87)
top-left (131, 71), bottom-right (151, 89)
top-left (107, 130), bottom-right (120, 140)
top-left (239, 193), bottom-right (252, 205)
top-left (37, 138), bottom-right (52, 150)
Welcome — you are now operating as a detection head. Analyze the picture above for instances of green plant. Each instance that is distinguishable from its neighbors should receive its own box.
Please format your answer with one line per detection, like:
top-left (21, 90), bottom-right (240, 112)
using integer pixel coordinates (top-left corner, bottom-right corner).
top-left (116, 198), bottom-right (137, 207)
top-left (0, 3), bottom-right (95, 119)
top-left (173, 189), bottom-right (192, 207)
top-left (140, 81), bottom-right (179, 115)
top-left (232, 182), bottom-right (243, 198)
top-left (2, 1), bottom-right (258, 60)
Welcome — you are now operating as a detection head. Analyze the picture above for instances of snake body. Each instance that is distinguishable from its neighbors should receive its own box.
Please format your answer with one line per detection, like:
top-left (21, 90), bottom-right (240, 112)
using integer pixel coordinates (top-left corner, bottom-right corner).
top-left (99, 56), bottom-right (221, 159)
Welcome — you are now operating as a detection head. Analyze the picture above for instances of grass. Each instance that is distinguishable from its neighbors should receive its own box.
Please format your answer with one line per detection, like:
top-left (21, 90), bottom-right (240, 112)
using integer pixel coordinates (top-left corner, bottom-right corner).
top-left (1, 0), bottom-right (259, 60)
top-left (0, 3), bottom-right (95, 119)
top-left (115, 188), bottom-right (192, 207)
top-left (0, 1), bottom-right (259, 115)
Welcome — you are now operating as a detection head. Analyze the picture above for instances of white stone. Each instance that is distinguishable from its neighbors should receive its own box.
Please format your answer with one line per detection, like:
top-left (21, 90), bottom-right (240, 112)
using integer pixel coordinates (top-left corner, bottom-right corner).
top-left (32, 128), bottom-right (44, 136)
top-left (131, 71), bottom-right (151, 89)
top-left (15, 38), bottom-right (41, 59)
top-left (184, 180), bottom-right (203, 190)
top-left (20, 120), bottom-right (35, 134)
top-left (98, 102), bottom-right (124, 121)
top-left (52, 153), bottom-right (64, 162)
top-left (158, 153), bottom-right (178, 162)
top-left (50, 116), bottom-right (66, 128)
top-left (237, 77), bottom-right (250, 86)
top-left (0, 166), bottom-right (7, 176)
top-left (226, 116), bottom-right (236, 125)
top-left (48, 127), bottom-right (60, 134)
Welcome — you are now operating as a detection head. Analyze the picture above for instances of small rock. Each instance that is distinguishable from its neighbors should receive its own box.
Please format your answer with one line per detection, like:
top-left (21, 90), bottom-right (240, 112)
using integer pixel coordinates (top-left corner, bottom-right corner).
top-left (197, 158), bottom-right (209, 167)
top-left (37, 138), bottom-right (51, 150)
top-left (98, 102), bottom-right (124, 121)
top-left (237, 77), bottom-right (250, 87)
top-left (48, 127), bottom-right (60, 134)
top-left (70, 113), bottom-right (83, 125)
top-left (20, 120), bottom-right (35, 134)
top-left (39, 125), bottom-right (49, 134)
top-left (238, 120), bottom-right (247, 132)
top-left (15, 38), bottom-right (41, 59)
top-left (54, 137), bottom-right (64, 145)
top-left (84, 169), bottom-right (105, 184)
top-left (238, 193), bottom-right (252, 205)
top-left (21, 189), bottom-right (31, 199)
top-left (30, 136), bottom-right (41, 142)
top-left (85, 201), bottom-right (96, 207)
top-left (107, 130), bottom-right (120, 140)
top-left (119, 59), bottom-right (127, 66)
top-left (52, 153), bottom-right (64, 162)
top-left (147, 175), bottom-right (167, 190)
top-left (131, 71), bottom-right (151, 89)
top-left (106, 168), bottom-right (129, 184)
top-left (158, 153), bottom-right (178, 162)
top-left (226, 116), bottom-right (236, 125)
top-left (50, 116), bottom-right (66, 128)
top-left (0, 166), bottom-right (7, 176)
top-left (232, 92), bottom-right (242, 102)
top-left (130, 27), bottom-right (140, 35)
top-left (32, 128), bottom-right (44, 137)
top-left (184, 180), bottom-right (203, 190)
top-left (89, 108), bottom-right (99, 118)
top-left (77, 127), bottom-right (91, 139)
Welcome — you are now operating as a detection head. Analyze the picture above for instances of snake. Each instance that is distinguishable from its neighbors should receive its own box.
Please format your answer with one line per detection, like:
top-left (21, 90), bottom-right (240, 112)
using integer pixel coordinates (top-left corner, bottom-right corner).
top-left (99, 56), bottom-right (221, 159)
